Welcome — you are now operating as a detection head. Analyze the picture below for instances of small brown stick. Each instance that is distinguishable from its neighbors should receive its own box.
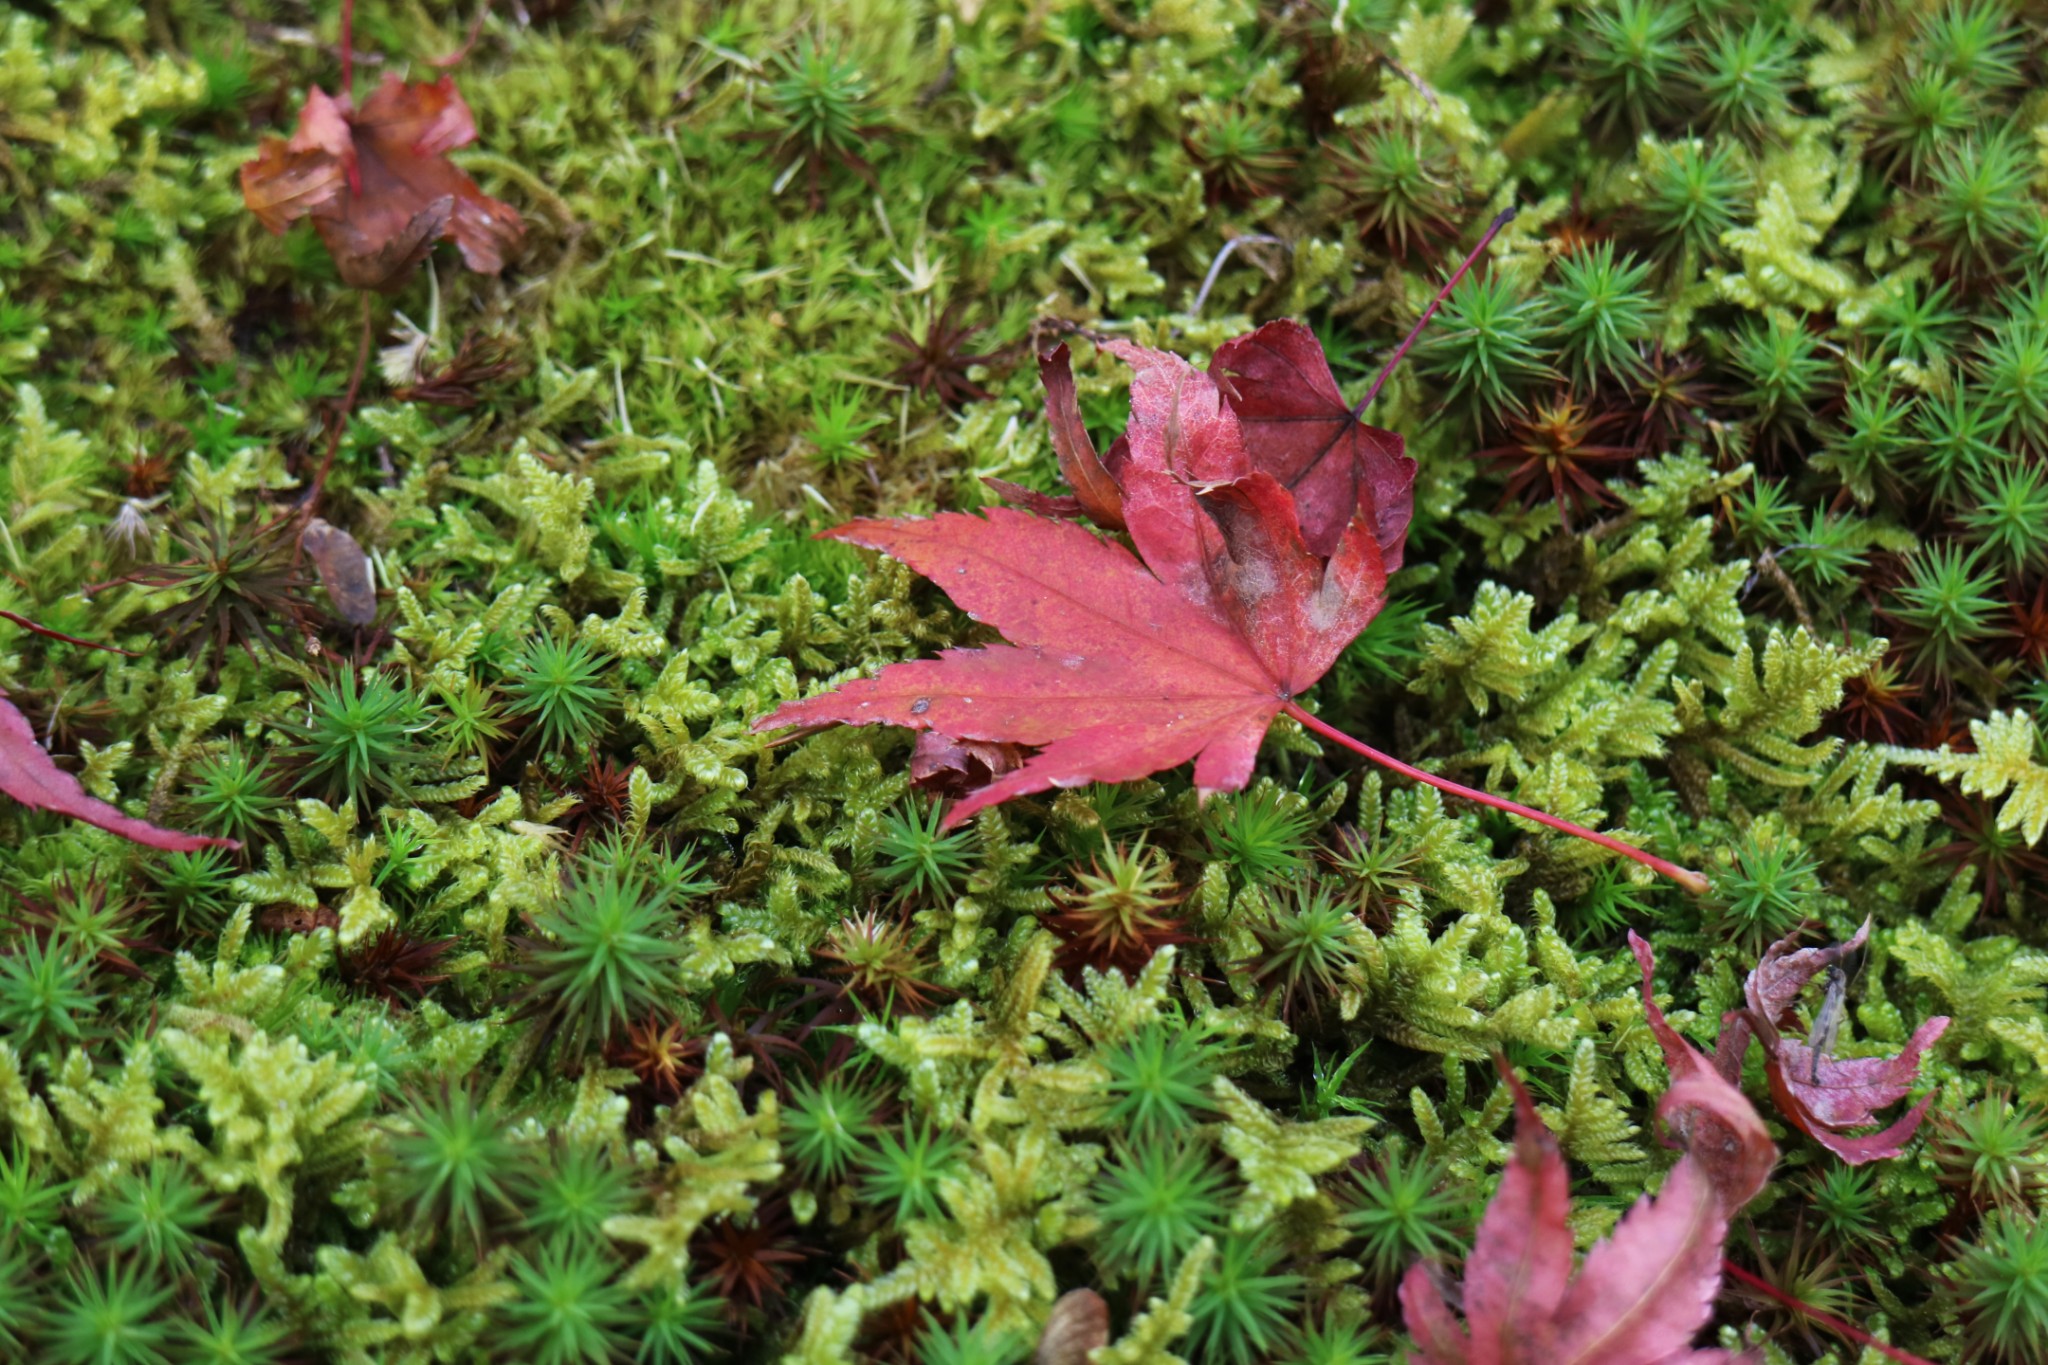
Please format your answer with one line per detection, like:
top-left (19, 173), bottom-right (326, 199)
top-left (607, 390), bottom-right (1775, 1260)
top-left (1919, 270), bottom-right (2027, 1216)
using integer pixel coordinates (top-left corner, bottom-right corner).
top-left (428, 0), bottom-right (495, 68)
top-left (1748, 548), bottom-right (1817, 634)
top-left (300, 292), bottom-right (376, 525)
top-left (1381, 53), bottom-right (1441, 113)
top-left (1032, 316), bottom-right (1118, 351)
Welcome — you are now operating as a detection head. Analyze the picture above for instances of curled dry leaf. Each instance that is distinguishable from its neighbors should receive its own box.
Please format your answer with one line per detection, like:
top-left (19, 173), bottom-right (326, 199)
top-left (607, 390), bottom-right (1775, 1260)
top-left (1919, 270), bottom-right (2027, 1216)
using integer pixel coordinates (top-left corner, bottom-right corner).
top-left (907, 730), bottom-right (1026, 799)
top-left (241, 75), bottom-right (524, 292)
top-left (0, 692), bottom-right (236, 852)
top-left (1633, 926), bottom-right (1947, 1165)
top-left (301, 518), bottom-right (378, 625)
top-left (1730, 920), bottom-right (1950, 1164)
top-left (1401, 1060), bottom-right (1752, 1365)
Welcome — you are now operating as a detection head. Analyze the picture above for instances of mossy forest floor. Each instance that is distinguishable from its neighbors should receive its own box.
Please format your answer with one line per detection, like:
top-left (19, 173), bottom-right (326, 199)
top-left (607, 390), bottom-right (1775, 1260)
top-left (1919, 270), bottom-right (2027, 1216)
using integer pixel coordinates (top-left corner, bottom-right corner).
top-left (4, 0), bottom-right (2048, 1361)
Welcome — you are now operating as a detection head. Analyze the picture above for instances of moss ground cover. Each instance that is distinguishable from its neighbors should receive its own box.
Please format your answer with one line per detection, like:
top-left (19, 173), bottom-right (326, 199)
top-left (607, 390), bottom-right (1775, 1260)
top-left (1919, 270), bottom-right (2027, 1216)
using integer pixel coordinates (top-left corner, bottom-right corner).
top-left (3, 0), bottom-right (2048, 1359)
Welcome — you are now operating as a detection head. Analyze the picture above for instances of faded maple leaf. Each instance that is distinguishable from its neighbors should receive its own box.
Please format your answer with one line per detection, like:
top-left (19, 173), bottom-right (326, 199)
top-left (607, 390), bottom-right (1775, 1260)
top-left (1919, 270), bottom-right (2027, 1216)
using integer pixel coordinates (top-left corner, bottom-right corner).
top-left (241, 75), bottom-right (523, 292)
top-left (1401, 1060), bottom-right (1759, 1365)
top-left (1728, 920), bottom-right (1949, 1163)
top-left (0, 692), bottom-right (235, 853)
top-left (1632, 926), bottom-right (1947, 1165)
top-left (757, 216), bottom-right (1706, 892)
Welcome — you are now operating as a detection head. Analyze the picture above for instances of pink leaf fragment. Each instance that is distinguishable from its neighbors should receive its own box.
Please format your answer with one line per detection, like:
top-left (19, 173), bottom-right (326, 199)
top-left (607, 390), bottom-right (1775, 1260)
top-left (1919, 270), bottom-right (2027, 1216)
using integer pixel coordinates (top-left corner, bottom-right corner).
top-left (0, 692), bottom-right (236, 852)
top-left (1400, 1058), bottom-right (1757, 1365)
top-left (1630, 932), bottom-right (1778, 1208)
top-left (242, 75), bottom-right (524, 292)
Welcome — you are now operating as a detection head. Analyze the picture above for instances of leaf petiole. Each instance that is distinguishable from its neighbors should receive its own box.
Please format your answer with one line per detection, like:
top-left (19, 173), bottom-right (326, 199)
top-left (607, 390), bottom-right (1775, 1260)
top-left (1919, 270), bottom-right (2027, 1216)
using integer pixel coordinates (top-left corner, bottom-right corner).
top-left (1718, 1259), bottom-right (1936, 1365)
top-left (1352, 205), bottom-right (1518, 419)
top-left (1281, 699), bottom-right (1709, 895)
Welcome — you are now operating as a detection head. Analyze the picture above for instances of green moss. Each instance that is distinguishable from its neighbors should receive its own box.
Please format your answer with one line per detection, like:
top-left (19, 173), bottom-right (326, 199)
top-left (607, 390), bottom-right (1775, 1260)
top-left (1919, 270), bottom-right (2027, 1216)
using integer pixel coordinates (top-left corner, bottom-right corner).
top-left (0, 0), bottom-right (2041, 1358)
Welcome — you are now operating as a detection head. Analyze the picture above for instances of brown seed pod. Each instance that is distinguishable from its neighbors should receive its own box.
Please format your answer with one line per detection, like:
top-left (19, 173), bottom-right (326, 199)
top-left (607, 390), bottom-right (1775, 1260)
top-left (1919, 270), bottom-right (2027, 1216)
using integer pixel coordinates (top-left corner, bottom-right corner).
top-left (1035, 1288), bottom-right (1109, 1365)
top-left (302, 517), bottom-right (378, 625)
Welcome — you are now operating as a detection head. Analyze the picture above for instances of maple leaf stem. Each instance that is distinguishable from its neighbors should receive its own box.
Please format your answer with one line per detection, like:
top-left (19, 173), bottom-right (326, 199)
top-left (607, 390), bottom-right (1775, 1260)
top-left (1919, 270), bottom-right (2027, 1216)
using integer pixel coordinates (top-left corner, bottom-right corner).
top-left (1718, 1259), bottom-right (1937, 1365)
top-left (340, 0), bottom-right (356, 102)
top-left (1281, 700), bottom-right (1709, 894)
top-left (1352, 206), bottom-right (1518, 419)
top-left (0, 610), bottom-right (140, 657)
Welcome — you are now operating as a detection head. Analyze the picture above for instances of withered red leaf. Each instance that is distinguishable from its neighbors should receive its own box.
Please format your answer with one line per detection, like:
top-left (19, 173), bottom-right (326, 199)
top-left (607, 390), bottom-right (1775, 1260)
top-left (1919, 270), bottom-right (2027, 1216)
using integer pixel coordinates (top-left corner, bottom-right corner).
top-left (760, 505), bottom-right (1289, 826)
top-left (907, 730), bottom-right (1026, 799)
top-left (760, 327), bottom-right (1404, 827)
top-left (1401, 1062), bottom-right (1752, 1365)
top-left (0, 691), bottom-right (236, 852)
top-left (1732, 920), bottom-right (1949, 1164)
top-left (1636, 925), bottom-right (1947, 1166)
top-left (1210, 320), bottom-right (1416, 562)
top-left (242, 76), bottom-right (523, 292)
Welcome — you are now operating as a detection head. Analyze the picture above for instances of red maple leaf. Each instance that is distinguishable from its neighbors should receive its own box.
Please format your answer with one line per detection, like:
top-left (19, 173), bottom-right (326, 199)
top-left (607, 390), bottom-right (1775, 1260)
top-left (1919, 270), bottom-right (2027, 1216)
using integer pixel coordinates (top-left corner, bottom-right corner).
top-left (0, 692), bottom-right (235, 853)
top-left (758, 213), bottom-right (1704, 893)
top-left (241, 74), bottom-right (523, 292)
top-left (1632, 926), bottom-right (1947, 1165)
top-left (1209, 319), bottom-right (1417, 560)
top-left (1401, 1059), bottom-right (1760, 1365)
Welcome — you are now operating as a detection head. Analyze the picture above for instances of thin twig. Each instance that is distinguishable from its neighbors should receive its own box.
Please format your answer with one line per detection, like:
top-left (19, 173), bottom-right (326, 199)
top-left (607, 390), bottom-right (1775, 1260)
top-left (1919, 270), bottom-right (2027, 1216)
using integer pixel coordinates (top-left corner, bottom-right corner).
top-left (1032, 316), bottom-right (1117, 350)
top-left (245, 24), bottom-right (385, 68)
top-left (428, 0), bottom-right (495, 67)
top-left (1284, 700), bottom-right (1708, 893)
top-left (916, 50), bottom-right (957, 106)
top-left (1191, 234), bottom-right (1284, 315)
top-left (1380, 53), bottom-right (1441, 113)
top-left (1353, 206), bottom-right (1515, 418)
top-left (1749, 548), bottom-right (1816, 634)
top-left (254, 294), bottom-right (374, 546)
